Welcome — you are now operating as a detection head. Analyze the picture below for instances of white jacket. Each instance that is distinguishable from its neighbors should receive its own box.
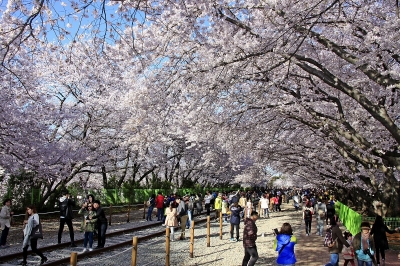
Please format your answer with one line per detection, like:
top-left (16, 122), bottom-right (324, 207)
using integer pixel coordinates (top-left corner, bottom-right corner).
top-left (23, 213), bottom-right (40, 248)
top-left (260, 197), bottom-right (269, 209)
top-left (0, 205), bottom-right (11, 230)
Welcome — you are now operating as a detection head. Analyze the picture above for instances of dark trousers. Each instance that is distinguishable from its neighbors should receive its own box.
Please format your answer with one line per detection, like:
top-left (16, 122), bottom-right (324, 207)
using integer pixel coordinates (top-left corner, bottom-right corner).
top-left (0, 226), bottom-right (9, 245)
top-left (305, 219), bottom-right (312, 234)
top-left (375, 246), bottom-right (385, 263)
top-left (58, 218), bottom-right (74, 243)
top-left (84, 232), bottom-right (94, 248)
top-left (23, 238), bottom-right (45, 263)
top-left (230, 223), bottom-right (240, 240)
top-left (157, 208), bottom-right (164, 221)
top-left (146, 206), bottom-right (154, 221)
top-left (242, 246), bottom-right (259, 266)
top-left (205, 203), bottom-right (211, 216)
top-left (97, 223), bottom-right (107, 247)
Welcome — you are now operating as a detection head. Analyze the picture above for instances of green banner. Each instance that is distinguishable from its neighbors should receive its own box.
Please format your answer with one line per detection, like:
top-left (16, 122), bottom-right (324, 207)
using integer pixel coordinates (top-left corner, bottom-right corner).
top-left (336, 201), bottom-right (362, 235)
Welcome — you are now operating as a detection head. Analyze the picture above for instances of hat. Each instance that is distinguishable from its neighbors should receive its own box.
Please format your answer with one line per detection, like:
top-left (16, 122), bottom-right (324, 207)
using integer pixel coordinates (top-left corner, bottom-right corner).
top-left (61, 190), bottom-right (69, 195)
top-left (361, 221), bottom-right (370, 230)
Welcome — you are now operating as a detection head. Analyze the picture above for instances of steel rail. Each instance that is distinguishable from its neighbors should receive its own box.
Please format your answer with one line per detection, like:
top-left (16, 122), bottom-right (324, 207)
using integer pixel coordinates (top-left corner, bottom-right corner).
top-left (0, 212), bottom-right (212, 265)
top-left (42, 216), bottom-right (211, 266)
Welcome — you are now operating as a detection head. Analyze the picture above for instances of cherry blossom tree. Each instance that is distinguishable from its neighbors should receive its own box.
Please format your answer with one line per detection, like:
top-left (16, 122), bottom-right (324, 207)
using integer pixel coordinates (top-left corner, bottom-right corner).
top-left (1, 0), bottom-right (400, 214)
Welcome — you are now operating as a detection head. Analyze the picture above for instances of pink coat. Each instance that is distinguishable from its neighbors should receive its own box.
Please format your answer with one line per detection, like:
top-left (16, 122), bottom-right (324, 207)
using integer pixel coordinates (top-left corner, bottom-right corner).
top-left (165, 207), bottom-right (178, 227)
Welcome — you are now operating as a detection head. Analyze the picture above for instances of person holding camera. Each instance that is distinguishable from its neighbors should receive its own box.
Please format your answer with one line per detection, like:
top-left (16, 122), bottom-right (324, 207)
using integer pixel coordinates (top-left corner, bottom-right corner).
top-left (58, 190), bottom-right (77, 247)
top-left (352, 222), bottom-right (376, 266)
top-left (0, 199), bottom-right (14, 248)
top-left (78, 202), bottom-right (97, 252)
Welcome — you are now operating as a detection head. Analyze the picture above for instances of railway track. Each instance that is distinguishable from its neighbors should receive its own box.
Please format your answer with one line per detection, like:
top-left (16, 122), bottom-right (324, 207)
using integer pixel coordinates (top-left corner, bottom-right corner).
top-left (0, 213), bottom-right (213, 266)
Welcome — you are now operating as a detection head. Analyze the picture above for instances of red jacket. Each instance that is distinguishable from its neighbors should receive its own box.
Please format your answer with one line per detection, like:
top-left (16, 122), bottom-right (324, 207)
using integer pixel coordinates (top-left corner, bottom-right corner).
top-left (155, 194), bottom-right (164, 209)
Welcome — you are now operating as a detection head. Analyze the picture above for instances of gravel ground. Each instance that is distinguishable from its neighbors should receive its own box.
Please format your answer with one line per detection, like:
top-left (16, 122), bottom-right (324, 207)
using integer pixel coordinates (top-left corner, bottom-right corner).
top-left (0, 206), bottom-right (157, 257)
top-left (0, 204), bottom-right (301, 266)
top-left (85, 203), bottom-right (302, 266)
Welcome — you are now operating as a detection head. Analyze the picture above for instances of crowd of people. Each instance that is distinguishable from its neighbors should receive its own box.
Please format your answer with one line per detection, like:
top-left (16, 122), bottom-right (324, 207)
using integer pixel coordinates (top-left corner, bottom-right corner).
top-left (296, 190), bottom-right (400, 266)
top-left (1, 188), bottom-right (400, 266)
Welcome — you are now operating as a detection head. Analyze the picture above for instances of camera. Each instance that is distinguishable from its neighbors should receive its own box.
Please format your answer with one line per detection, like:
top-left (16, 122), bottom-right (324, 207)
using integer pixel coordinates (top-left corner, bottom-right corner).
top-left (85, 216), bottom-right (89, 220)
top-left (363, 249), bottom-right (372, 256)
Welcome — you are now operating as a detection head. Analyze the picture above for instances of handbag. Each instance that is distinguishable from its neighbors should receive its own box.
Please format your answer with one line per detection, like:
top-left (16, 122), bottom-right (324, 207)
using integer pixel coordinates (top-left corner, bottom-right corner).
top-left (327, 237), bottom-right (338, 248)
top-left (30, 216), bottom-right (43, 239)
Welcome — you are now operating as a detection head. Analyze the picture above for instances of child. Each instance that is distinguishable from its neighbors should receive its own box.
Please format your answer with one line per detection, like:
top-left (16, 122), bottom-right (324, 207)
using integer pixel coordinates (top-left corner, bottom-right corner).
top-left (342, 231), bottom-right (355, 266)
top-left (78, 203), bottom-right (97, 252)
top-left (221, 199), bottom-right (228, 223)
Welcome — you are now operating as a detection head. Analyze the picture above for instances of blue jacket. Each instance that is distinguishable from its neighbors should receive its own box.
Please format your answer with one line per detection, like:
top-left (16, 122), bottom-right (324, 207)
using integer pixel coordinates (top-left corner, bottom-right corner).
top-left (274, 234), bottom-right (297, 265)
top-left (230, 205), bottom-right (242, 225)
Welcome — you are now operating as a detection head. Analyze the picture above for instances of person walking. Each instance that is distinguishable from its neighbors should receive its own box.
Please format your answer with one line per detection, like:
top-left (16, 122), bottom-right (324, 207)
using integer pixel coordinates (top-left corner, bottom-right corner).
top-left (326, 200), bottom-right (335, 225)
top-left (78, 202), bottom-right (97, 252)
top-left (230, 202), bottom-right (243, 242)
top-left (303, 201), bottom-right (314, 236)
top-left (0, 199), bottom-right (14, 248)
top-left (274, 222), bottom-right (297, 266)
top-left (353, 222), bottom-right (376, 266)
top-left (91, 200), bottom-right (108, 248)
top-left (314, 199), bottom-right (326, 236)
top-left (242, 211), bottom-right (259, 266)
top-left (21, 205), bottom-right (47, 266)
top-left (325, 217), bottom-right (350, 266)
top-left (342, 231), bottom-right (356, 266)
top-left (58, 190), bottom-right (77, 247)
top-left (371, 215), bottom-right (396, 266)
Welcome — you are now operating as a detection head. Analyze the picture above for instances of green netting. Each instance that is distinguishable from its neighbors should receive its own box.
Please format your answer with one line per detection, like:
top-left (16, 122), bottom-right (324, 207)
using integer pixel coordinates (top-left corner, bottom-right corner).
top-left (336, 201), bottom-right (362, 235)
top-left (337, 201), bottom-right (400, 234)
top-left (104, 189), bottom-right (121, 205)
top-left (102, 187), bottom-right (234, 204)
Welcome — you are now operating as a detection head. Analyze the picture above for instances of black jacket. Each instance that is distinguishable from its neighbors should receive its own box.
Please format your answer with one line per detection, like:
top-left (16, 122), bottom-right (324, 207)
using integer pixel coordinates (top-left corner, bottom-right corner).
top-left (59, 196), bottom-right (75, 219)
top-left (92, 206), bottom-right (108, 224)
top-left (371, 216), bottom-right (396, 250)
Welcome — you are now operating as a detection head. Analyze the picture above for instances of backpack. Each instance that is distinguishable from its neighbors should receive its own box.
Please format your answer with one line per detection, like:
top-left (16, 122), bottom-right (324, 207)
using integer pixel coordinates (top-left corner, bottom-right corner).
top-left (327, 204), bottom-right (335, 215)
top-left (178, 202), bottom-right (187, 217)
top-left (304, 209), bottom-right (312, 219)
top-left (324, 227), bottom-right (333, 247)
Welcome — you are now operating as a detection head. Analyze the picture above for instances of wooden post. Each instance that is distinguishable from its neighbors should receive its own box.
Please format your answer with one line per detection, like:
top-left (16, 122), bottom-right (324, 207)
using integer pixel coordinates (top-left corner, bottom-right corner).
top-left (207, 216), bottom-right (210, 247)
top-left (166, 227), bottom-right (170, 266)
top-left (143, 201), bottom-right (146, 219)
top-left (131, 236), bottom-right (138, 266)
top-left (189, 220), bottom-right (195, 258)
top-left (219, 211), bottom-right (223, 240)
top-left (109, 204), bottom-right (112, 226)
top-left (70, 252), bottom-right (77, 266)
top-left (127, 202), bottom-right (131, 223)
